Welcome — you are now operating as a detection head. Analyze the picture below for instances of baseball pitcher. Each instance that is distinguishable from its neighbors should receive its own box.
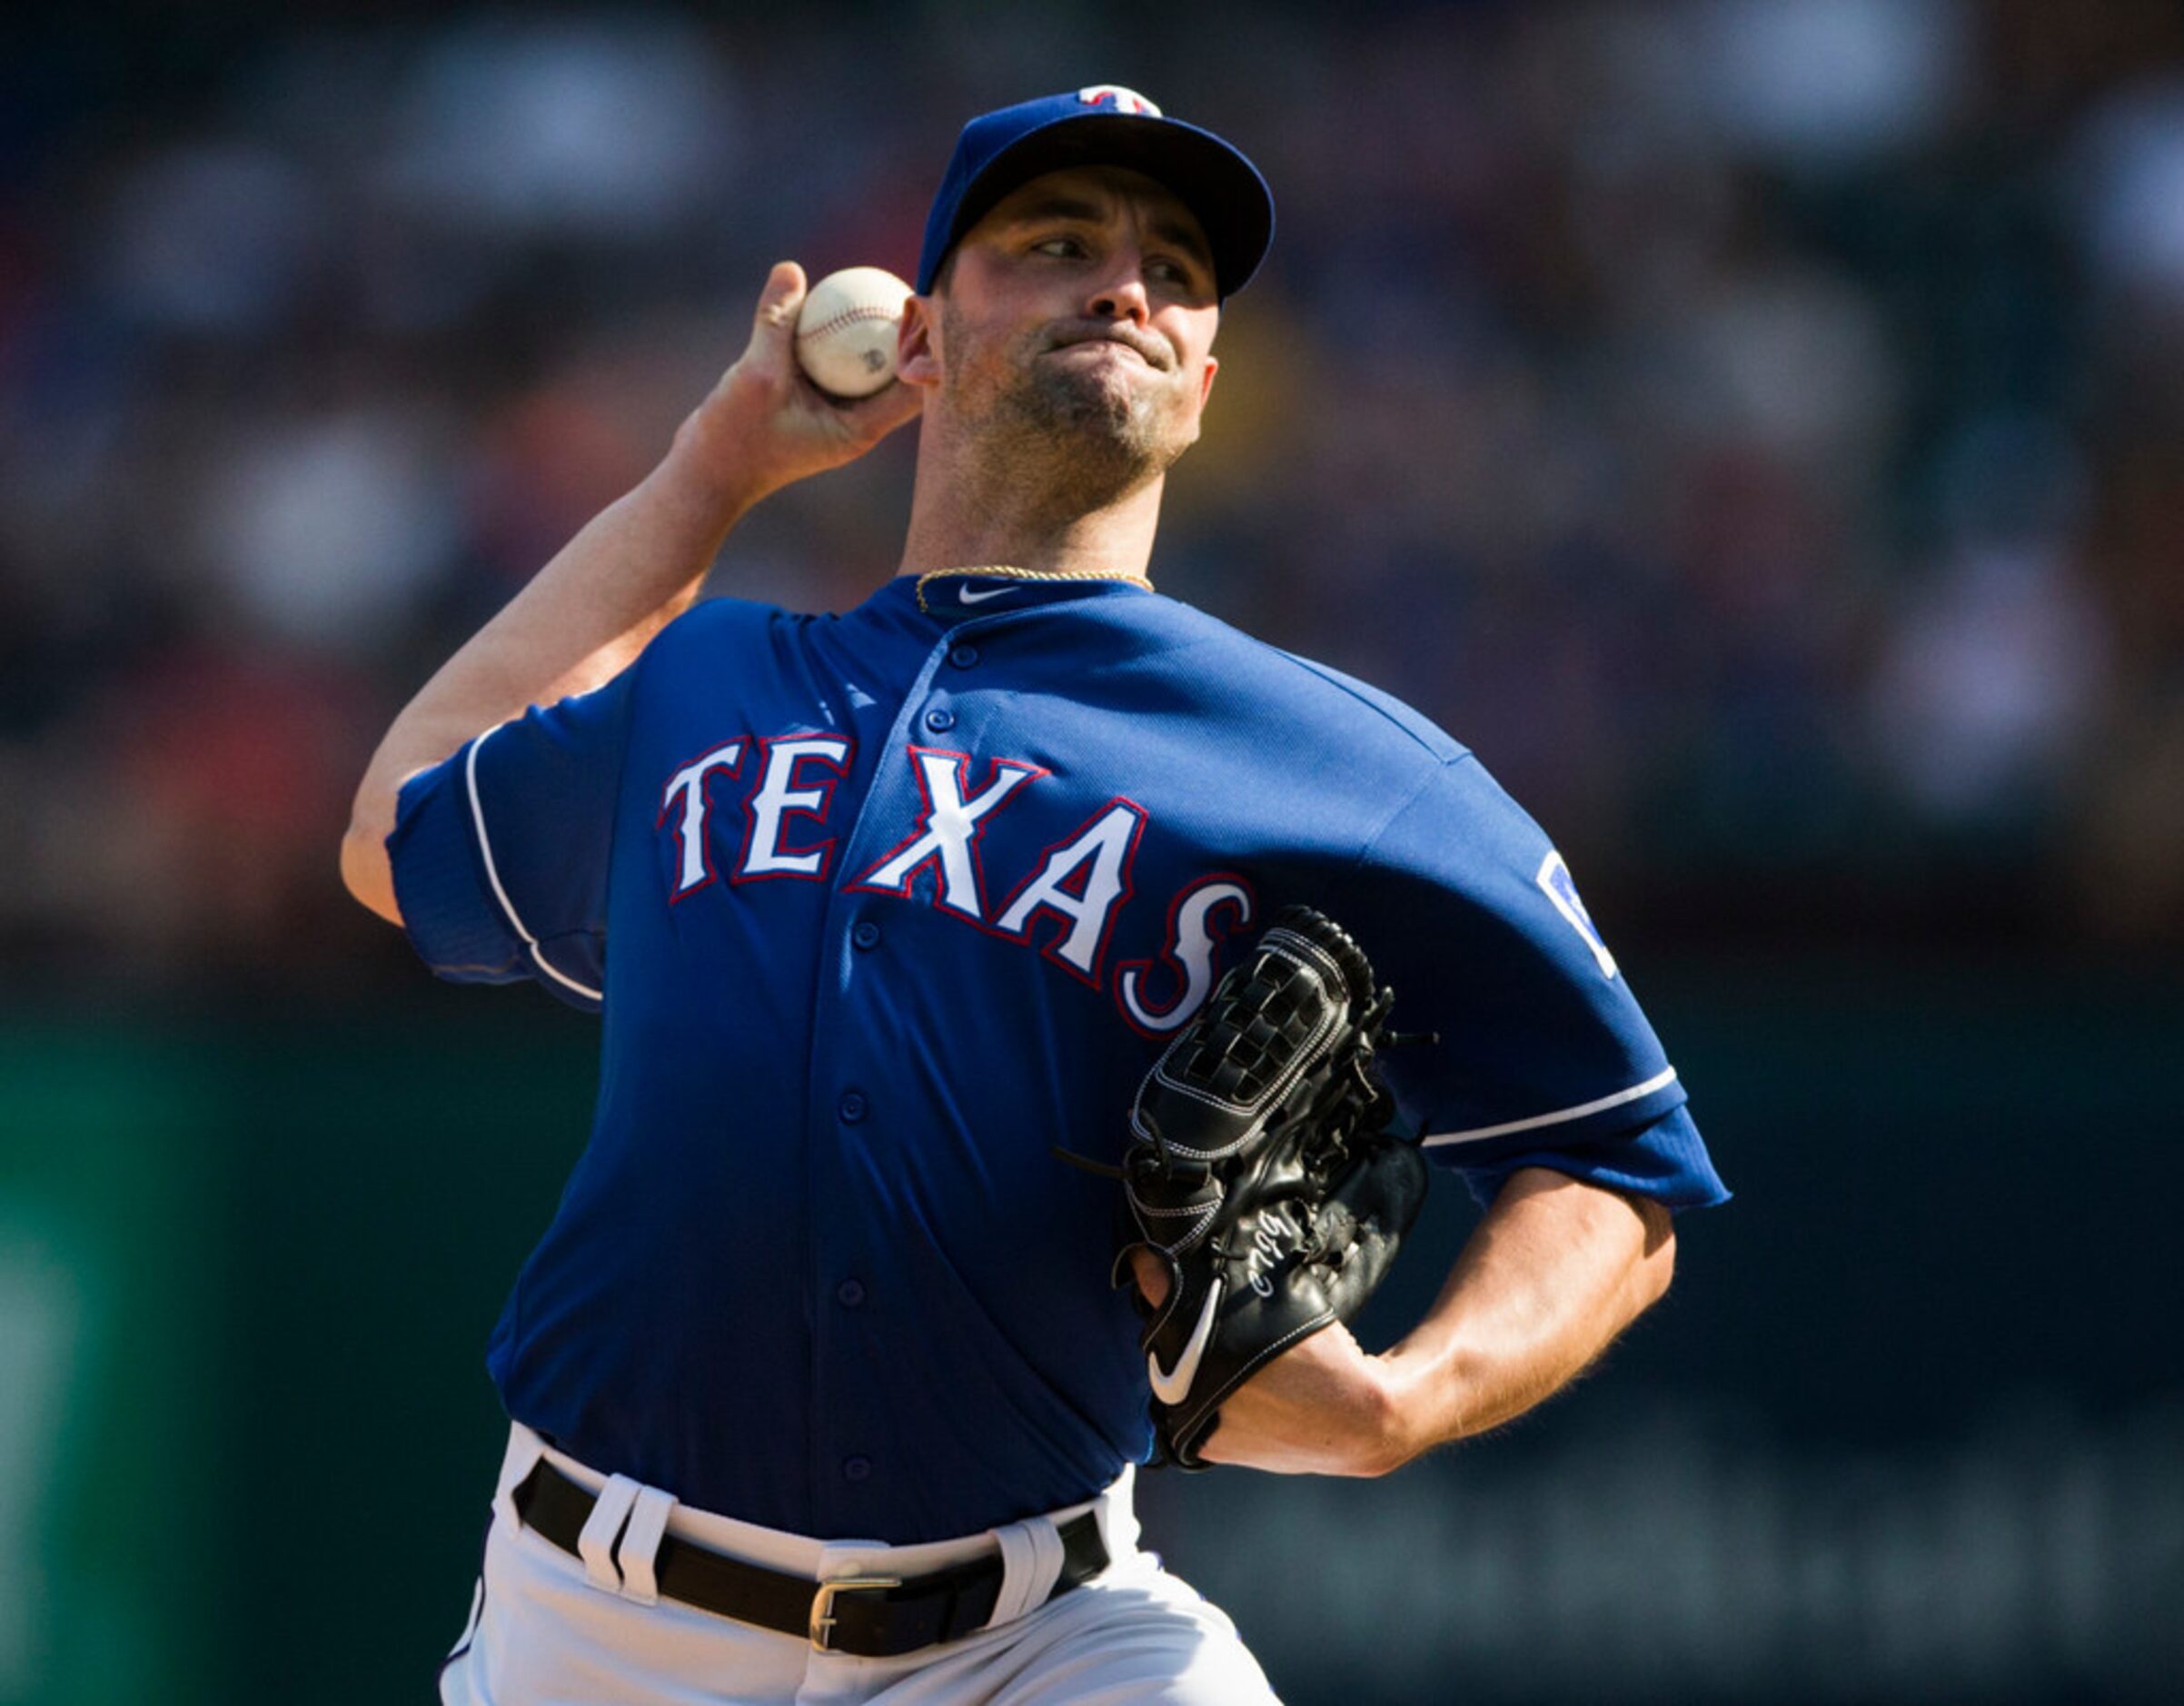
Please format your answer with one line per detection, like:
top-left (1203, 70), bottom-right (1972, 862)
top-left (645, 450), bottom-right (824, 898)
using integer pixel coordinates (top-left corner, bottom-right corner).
top-left (341, 87), bottom-right (1728, 1704)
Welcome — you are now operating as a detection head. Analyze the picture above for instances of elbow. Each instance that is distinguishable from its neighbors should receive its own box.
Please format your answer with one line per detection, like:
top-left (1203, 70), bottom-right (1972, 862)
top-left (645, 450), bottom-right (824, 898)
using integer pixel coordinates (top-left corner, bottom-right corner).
top-left (1364, 1380), bottom-right (1421, 1479)
top-left (340, 819), bottom-right (403, 926)
top-left (1633, 1198), bottom-right (1676, 1313)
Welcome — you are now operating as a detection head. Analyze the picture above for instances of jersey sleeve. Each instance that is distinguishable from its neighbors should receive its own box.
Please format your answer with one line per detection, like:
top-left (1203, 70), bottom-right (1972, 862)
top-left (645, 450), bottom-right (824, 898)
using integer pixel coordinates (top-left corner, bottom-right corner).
top-left (1448, 1102), bottom-right (1724, 1210)
top-left (382, 669), bottom-right (637, 1013)
top-left (1329, 756), bottom-right (1727, 1209)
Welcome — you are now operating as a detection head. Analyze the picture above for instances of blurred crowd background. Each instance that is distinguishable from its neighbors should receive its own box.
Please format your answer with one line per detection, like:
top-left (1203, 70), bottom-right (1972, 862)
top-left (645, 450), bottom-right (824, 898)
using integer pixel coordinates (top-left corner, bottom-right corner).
top-left (4, 3), bottom-right (2182, 1703)
top-left (6, 0), bottom-right (2184, 989)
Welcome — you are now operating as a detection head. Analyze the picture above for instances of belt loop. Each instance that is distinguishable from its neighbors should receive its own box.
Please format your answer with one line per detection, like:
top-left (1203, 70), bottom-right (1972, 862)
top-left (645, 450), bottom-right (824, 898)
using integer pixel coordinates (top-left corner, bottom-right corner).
top-left (985, 1514), bottom-right (1067, 1629)
top-left (494, 1424), bottom-right (547, 1535)
top-left (1096, 1463), bottom-right (1140, 1563)
top-left (578, 1474), bottom-right (642, 1592)
top-left (616, 1485), bottom-right (678, 1606)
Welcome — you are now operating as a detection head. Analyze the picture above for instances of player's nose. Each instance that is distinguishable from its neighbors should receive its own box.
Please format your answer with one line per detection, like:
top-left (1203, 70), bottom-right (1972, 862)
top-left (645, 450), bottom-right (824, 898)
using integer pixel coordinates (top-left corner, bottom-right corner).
top-left (1086, 251), bottom-right (1153, 326)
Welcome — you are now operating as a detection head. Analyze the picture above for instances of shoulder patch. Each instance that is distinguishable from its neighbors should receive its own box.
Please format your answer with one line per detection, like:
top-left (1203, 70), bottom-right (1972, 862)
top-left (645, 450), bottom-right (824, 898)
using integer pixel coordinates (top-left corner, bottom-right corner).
top-left (1536, 849), bottom-right (1617, 979)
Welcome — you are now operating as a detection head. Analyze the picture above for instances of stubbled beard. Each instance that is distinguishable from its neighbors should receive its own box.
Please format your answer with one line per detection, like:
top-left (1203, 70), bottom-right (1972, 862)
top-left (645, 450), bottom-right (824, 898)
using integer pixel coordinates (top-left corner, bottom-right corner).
top-left (945, 302), bottom-right (1189, 517)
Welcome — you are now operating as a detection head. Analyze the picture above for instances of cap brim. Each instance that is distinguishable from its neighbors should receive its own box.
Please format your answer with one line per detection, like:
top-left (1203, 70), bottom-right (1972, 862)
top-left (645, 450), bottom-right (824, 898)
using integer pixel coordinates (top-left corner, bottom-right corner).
top-left (935, 113), bottom-right (1273, 300)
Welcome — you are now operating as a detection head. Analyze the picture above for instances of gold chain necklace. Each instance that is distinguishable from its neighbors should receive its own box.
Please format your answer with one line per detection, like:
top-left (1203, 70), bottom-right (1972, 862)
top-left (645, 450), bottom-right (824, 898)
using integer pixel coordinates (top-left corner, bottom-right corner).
top-left (913, 564), bottom-right (1154, 614)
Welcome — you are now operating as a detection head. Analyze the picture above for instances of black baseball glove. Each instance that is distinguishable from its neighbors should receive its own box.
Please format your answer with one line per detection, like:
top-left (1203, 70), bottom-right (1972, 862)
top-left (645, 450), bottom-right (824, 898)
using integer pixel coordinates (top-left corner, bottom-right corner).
top-left (1107, 906), bottom-right (1431, 1469)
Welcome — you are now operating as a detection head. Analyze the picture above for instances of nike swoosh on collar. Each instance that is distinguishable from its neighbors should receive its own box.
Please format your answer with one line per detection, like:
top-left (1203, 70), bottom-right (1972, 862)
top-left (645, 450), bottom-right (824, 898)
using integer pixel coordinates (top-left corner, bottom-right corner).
top-left (1147, 1277), bottom-right (1223, 1406)
top-left (958, 583), bottom-right (1018, 604)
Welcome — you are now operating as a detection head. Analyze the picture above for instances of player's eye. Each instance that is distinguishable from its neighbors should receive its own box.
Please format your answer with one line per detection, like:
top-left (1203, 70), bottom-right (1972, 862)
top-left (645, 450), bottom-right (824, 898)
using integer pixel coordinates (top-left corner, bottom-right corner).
top-left (1031, 234), bottom-right (1087, 259)
top-left (1150, 256), bottom-right (1215, 301)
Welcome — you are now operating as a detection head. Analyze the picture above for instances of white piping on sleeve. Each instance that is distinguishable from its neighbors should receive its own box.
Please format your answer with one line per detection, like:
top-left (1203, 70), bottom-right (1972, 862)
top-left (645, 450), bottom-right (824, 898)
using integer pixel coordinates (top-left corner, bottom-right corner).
top-left (1422, 1066), bottom-right (1680, 1147)
top-left (465, 728), bottom-right (605, 1004)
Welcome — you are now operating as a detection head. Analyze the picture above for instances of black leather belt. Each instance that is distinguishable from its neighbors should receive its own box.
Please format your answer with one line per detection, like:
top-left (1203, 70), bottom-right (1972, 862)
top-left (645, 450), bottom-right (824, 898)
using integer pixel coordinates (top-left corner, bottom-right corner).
top-left (511, 1459), bottom-right (1110, 1656)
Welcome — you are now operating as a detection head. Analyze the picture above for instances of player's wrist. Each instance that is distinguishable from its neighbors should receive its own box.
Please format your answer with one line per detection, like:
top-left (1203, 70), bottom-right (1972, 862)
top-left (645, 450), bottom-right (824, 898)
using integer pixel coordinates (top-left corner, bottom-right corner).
top-left (663, 402), bottom-right (781, 519)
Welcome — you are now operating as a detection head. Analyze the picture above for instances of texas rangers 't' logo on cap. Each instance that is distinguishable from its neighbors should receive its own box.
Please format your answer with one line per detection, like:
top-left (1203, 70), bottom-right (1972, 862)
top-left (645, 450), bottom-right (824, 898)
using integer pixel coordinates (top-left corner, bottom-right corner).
top-left (918, 87), bottom-right (1274, 298)
top-left (1077, 85), bottom-right (1162, 117)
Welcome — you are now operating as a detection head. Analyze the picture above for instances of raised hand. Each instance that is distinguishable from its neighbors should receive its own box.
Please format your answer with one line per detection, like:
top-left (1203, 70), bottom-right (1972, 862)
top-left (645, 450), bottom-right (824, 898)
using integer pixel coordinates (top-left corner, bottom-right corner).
top-left (676, 262), bottom-right (924, 508)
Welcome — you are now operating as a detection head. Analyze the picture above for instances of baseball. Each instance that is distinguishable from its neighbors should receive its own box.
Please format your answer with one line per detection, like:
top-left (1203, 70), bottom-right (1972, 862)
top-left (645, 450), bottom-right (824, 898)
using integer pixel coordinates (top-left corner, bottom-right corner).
top-left (795, 266), bottom-right (913, 400)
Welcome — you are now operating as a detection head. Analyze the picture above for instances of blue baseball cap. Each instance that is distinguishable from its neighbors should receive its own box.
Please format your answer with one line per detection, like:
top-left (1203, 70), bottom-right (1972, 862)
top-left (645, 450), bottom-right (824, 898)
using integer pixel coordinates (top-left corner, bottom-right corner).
top-left (916, 86), bottom-right (1275, 301)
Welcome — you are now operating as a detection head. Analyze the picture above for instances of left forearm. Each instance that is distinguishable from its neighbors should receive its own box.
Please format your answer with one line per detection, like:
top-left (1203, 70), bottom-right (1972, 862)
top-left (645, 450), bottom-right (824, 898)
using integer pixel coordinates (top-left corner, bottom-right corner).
top-left (1380, 1167), bottom-right (1675, 1460)
top-left (1196, 1165), bottom-right (1676, 1476)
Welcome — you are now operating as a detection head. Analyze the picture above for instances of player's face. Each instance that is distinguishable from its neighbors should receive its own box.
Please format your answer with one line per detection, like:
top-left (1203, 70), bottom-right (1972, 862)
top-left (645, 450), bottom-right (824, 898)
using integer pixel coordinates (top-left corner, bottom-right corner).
top-left (901, 166), bottom-right (1221, 484)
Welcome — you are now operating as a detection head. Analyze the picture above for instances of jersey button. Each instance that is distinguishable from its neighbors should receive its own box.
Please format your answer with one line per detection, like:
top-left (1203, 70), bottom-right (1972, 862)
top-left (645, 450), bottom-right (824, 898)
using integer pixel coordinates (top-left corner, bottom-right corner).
top-left (850, 920), bottom-right (881, 951)
top-left (923, 708), bottom-right (955, 732)
top-left (839, 1091), bottom-right (868, 1124)
top-left (837, 1279), bottom-right (866, 1308)
top-left (948, 644), bottom-right (979, 669)
top-left (842, 1455), bottom-right (872, 1483)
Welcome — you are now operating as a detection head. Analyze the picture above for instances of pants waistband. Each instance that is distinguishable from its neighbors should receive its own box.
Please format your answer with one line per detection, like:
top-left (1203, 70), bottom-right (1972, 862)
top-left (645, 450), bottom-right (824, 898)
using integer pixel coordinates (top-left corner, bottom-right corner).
top-left (491, 1423), bottom-right (1138, 1638)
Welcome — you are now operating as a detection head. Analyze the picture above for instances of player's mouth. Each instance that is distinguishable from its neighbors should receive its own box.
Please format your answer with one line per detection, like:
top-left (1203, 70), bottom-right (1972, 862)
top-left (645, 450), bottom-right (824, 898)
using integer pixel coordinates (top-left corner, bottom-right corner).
top-left (1047, 324), bottom-right (1172, 371)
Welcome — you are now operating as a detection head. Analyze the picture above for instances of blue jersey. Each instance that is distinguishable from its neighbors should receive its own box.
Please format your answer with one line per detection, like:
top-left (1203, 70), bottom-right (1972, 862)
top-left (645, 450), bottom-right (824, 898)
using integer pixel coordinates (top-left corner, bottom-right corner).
top-left (388, 573), bottom-right (1726, 1543)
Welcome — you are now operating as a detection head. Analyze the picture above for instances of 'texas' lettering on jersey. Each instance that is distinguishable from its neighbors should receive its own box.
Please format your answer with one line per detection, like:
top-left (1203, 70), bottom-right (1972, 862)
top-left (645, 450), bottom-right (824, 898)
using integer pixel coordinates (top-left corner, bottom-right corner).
top-left (657, 735), bottom-right (1255, 1034)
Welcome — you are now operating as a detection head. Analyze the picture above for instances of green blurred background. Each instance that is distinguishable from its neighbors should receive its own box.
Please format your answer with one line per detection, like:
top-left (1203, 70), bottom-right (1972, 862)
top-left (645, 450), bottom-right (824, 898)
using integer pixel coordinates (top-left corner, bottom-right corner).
top-left (5, 1), bottom-right (2182, 1701)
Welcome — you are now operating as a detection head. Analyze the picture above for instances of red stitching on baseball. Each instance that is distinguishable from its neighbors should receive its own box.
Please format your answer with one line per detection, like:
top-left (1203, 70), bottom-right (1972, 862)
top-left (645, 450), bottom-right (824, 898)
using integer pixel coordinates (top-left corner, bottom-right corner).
top-left (798, 307), bottom-right (901, 342)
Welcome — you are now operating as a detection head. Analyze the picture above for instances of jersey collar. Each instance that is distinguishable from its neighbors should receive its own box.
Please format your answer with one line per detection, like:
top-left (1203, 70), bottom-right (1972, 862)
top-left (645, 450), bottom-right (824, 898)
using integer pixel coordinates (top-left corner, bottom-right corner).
top-left (877, 571), bottom-right (1158, 624)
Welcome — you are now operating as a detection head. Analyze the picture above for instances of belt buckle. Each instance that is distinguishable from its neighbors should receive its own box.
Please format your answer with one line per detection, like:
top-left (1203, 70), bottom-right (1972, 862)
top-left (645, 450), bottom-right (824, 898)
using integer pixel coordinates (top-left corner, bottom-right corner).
top-left (809, 1575), bottom-right (903, 1652)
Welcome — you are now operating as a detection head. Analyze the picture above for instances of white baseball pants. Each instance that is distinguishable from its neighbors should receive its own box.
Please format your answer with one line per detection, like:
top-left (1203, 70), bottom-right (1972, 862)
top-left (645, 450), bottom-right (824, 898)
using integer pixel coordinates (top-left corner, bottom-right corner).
top-left (437, 1423), bottom-right (1280, 1705)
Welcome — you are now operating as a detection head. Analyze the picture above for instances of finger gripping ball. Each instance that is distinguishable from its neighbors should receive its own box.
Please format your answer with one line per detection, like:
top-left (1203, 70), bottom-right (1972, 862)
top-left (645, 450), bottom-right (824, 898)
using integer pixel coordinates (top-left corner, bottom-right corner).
top-left (795, 267), bottom-right (913, 399)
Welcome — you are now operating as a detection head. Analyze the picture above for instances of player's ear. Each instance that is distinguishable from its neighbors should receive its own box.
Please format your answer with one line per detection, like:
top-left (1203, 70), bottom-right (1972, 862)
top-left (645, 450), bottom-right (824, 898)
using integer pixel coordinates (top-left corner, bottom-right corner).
top-left (1175, 354), bottom-right (1217, 452)
top-left (898, 294), bottom-right (940, 390)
